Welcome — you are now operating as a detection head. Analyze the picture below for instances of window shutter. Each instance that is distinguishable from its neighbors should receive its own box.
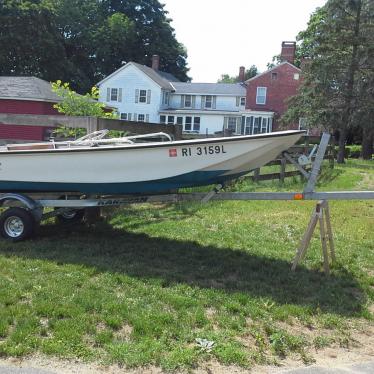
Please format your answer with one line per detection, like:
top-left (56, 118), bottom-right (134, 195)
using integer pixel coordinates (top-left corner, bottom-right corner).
top-left (147, 90), bottom-right (151, 104)
top-left (146, 114), bottom-right (149, 122)
top-left (118, 88), bottom-right (122, 102)
top-left (236, 96), bottom-right (240, 106)
top-left (134, 113), bottom-right (137, 121)
top-left (180, 95), bottom-right (184, 108)
top-left (106, 88), bottom-right (110, 101)
top-left (192, 96), bottom-right (196, 109)
top-left (128, 113), bottom-right (132, 121)
top-left (201, 96), bottom-right (205, 109)
top-left (135, 89), bottom-right (139, 103)
top-left (213, 96), bottom-right (216, 109)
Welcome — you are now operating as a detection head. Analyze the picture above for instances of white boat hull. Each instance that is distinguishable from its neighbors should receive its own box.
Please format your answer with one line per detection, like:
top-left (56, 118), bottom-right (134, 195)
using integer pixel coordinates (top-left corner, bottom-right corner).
top-left (0, 131), bottom-right (304, 194)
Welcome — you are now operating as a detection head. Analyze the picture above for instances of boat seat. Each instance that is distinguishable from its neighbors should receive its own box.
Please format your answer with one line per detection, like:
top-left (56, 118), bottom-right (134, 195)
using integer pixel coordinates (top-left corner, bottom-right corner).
top-left (6, 143), bottom-right (55, 151)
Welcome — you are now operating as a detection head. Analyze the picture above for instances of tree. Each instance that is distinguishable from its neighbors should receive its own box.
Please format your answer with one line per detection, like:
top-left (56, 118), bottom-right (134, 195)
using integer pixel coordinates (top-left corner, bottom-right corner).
top-left (51, 81), bottom-right (118, 118)
top-left (282, 0), bottom-right (374, 162)
top-left (51, 80), bottom-right (120, 138)
top-left (217, 65), bottom-right (259, 83)
top-left (0, 0), bottom-right (189, 92)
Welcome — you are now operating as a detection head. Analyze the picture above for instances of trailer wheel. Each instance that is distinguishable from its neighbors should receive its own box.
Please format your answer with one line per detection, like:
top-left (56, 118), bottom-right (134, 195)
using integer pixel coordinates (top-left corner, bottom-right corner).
top-left (0, 207), bottom-right (36, 241)
top-left (55, 208), bottom-right (85, 224)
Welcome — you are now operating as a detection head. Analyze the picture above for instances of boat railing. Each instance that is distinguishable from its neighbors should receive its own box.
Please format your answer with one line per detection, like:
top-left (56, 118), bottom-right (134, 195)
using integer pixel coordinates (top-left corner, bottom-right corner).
top-left (65, 131), bottom-right (173, 147)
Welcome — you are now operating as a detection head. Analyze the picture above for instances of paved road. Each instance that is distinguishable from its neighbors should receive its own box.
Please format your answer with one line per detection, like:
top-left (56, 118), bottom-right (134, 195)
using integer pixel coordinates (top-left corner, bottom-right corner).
top-left (279, 361), bottom-right (374, 374)
top-left (0, 368), bottom-right (55, 374)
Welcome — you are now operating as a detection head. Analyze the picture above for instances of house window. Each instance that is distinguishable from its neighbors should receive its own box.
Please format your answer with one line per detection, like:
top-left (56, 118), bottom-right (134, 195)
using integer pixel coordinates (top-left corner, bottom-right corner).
top-left (253, 117), bottom-right (261, 134)
top-left (271, 72), bottom-right (278, 80)
top-left (245, 116), bottom-right (254, 135)
top-left (193, 117), bottom-right (200, 132)
top-left (160, 115), bottom-right (166, 124)
top-left (268, 117), bottom-right (273, 132)
top-left (163, 91), bottom-right (170, 105)
top-left (139, 90), bottom-right (147, 103)
top-left (176, 117), bottom-right (183, 125)
top-left (120, 113), bottom-right (127, 120)
top-left (240, 97), bottom-right (246, 106)
top-left (256, 87), bottom-right (267, 105)
top-left (184, 95), bottom-right (192, 108)
top-left (185, 116), bottom-right (192, 131)
top-left (205, 95), bottom-right (213, 108)
top-left (167, 116), bottom-right (174, 124)
top-left (261, 118), bottom-right (268, 133)
top-left (294, 73), bottom-right (300, 80)
top-left (110, 88), bottom-right (118, 101)
top-left (137, 114), bottom-right (145, 122)
top-left (227, 117), bottom-right (238, 133)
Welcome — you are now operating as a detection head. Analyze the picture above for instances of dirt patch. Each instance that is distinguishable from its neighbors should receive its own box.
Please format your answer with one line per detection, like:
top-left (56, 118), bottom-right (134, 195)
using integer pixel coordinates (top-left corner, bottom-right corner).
top-left (114, 324), bottom-right (133, 342)
top-left (0, 356), bottom-right (163, 374)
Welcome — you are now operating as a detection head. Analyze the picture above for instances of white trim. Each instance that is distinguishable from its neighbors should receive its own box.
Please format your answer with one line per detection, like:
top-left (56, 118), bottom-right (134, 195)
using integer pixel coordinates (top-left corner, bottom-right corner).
top-left (0, 97), bottom-right (59, 103)
top-left (159, 109), bottom-right (242, 116)
top-left (256, 87), bottom-right (267, 105)
top-left (173, 92), bottom-right (245, 97)
top-left (245, 61), bottom-right (301, 83)
top-left (97, 62), bottom-right (165, 89)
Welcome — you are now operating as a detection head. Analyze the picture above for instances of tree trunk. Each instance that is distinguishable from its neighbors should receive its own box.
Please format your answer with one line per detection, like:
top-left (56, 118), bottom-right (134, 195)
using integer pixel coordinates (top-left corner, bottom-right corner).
top-left (362, 127), bottom-right (373, 160)
top-left (337, 128), bottom-right (347, 164)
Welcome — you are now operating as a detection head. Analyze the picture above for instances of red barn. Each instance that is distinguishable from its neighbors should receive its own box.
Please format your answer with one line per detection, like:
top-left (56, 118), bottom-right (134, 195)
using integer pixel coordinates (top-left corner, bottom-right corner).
top-left (0, 76), bottom-right (60, 141)
top-left (244, 42), bottom-right (301, 132)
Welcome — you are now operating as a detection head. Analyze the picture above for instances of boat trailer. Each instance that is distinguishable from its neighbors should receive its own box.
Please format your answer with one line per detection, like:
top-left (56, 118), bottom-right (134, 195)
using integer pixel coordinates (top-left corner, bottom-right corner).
top-left (0, 133), bottom-right (373, 274)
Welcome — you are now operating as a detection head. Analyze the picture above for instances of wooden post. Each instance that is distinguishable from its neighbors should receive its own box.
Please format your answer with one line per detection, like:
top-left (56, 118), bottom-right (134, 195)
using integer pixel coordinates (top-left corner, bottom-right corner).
top-left (253, 168), bottom-right (260, 182)
top-left (304, 135), bottom-right (310, 155)
top-left (324, 202), bottom-right (336, 262)
top-left (280, 158), bottom-right (286, 183)
top-left (292, 200), bottom-right (335, 275)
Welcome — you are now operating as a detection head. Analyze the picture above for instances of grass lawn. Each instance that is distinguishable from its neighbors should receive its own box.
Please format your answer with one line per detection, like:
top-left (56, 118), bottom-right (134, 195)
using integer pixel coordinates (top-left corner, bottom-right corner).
top-left (0, 160), bottom-right (373, 371)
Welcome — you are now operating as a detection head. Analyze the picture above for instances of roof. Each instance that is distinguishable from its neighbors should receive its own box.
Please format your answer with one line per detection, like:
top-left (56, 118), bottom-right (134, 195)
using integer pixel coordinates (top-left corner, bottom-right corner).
top-left (97, 62), bottom-right (179, 90)
top-left (0, 76), bottom-right (60, 102)
top-left (245, 61), bottom-right (301, 83)
top-left (171, 82), bottom-right (246, 96)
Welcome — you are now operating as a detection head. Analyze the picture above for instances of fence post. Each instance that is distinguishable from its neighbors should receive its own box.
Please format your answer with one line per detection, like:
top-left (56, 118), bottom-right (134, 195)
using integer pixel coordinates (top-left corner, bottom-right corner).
top-left (304, 135), bottom-right (310, 155)
top-left (329, 135), bottom-right (335, 169)
top-left (253, 168), bottom-right (260, 182)
top-left (280, 158), bottom-right (286, 183)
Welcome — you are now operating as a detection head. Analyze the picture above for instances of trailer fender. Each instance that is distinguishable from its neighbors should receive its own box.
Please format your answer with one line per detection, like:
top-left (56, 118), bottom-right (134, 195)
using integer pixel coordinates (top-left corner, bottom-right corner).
top-left (0, 193), bottom-right (43, 221)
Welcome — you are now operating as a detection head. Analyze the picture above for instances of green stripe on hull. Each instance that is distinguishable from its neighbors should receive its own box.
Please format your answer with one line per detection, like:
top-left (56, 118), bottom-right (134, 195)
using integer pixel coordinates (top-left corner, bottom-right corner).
top-left (0, 170), bottom-right (246, 194)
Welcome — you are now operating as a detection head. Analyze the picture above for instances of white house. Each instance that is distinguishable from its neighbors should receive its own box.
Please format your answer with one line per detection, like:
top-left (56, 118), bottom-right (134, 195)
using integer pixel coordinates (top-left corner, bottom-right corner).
top-left (97, 56), bottom-right (274, 135)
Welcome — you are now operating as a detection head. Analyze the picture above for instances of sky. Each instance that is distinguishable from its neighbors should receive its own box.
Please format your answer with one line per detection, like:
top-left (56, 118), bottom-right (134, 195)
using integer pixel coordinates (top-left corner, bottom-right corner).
top-left (162, 0), bottom-right (327, 82)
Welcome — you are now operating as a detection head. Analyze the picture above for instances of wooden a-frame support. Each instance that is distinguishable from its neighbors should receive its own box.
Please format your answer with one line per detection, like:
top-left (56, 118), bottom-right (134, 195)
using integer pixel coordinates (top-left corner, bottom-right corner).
top-left (292, 200), bottom-right (336, 275)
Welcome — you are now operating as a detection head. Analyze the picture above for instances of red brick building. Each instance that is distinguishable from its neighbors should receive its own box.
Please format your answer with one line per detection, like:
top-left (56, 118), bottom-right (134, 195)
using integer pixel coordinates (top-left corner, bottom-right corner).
top-left (0, 77), bottom-right (60, 141)
top-left (244, 42), bottom-right (301, 132)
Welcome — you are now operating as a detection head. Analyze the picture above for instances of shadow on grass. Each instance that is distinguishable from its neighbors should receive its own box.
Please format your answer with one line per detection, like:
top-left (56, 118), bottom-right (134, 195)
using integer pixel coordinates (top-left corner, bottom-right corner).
top-left (0, 220), bottom-right (366, 318)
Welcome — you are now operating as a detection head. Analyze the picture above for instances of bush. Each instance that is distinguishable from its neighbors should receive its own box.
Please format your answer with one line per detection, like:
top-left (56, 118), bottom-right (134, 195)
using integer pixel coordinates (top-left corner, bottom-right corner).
top-left (347, 145), bottom-right (362, 158)
top-left (335, 145), bottom-right (362, 159)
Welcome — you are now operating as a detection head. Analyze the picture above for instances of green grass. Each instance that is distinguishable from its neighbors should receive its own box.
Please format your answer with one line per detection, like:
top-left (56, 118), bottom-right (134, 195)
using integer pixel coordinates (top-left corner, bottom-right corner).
top-left (0, 160), bottom-right (373, 370)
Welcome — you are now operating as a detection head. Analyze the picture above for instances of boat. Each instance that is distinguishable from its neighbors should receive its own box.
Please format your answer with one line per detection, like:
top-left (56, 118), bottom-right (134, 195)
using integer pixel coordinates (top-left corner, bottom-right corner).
top-left (0, 130), bottom-right (304, 195)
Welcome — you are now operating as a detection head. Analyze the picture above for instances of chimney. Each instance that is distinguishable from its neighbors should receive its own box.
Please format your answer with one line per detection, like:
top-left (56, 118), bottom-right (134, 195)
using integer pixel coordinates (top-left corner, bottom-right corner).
top-left (239, 66), bottom-right (245, 82)
top-left (152, 55), bottom-right (160, 70)
top-left (280, 41), bottom-right (296, 64)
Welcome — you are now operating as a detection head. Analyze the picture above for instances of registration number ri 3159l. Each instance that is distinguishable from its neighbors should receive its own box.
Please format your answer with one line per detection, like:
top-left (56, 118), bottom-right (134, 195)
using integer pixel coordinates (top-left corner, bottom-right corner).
top-left (181, 145), bottom-right (226, 157)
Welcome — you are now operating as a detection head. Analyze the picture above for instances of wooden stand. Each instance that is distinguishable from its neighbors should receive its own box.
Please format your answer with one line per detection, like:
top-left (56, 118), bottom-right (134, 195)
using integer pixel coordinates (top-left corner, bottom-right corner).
top-left (292, 200), bottom-right (336, 275)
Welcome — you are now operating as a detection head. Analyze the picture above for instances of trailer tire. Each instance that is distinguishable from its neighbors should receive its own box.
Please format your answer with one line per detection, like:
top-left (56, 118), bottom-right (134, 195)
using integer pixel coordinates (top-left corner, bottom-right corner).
top-left (55, 208), bottom-right (85, 224)
top-left (0, 207), bottom-right (36, 241)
